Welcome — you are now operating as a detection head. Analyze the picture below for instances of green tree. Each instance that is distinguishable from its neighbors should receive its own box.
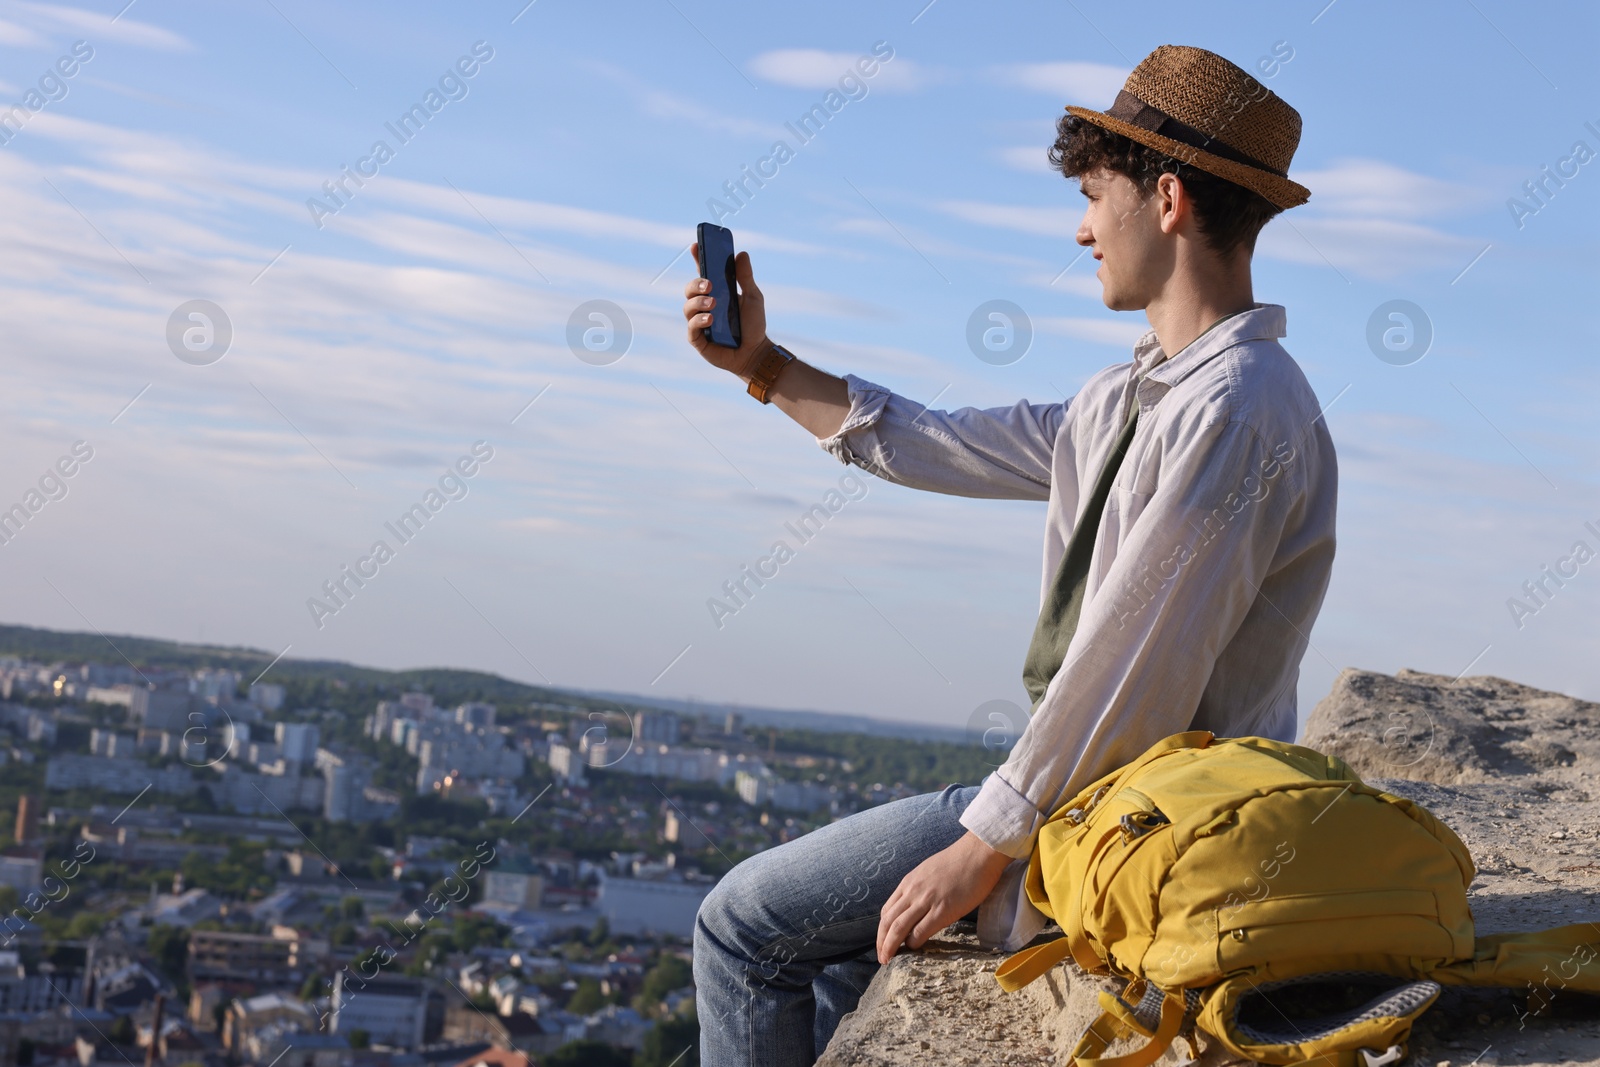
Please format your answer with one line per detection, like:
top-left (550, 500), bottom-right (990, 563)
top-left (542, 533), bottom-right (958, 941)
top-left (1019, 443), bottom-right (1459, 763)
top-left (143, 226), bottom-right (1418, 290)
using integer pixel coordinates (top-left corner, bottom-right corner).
top-left (637, 955), bottom-right (692, 1010)
top-left (346, 1029), bottom-right (370, 1050)
top-left (399, 793), bottom-right (488, 833)
top-left (546, 1041), bottom-right (630, 1067)
top-left (450, 914), bottom-right (507, 953)
top-left (107, 1016), bottom-right (135, 1045)
top-left (403, 931), bottom-right (452, 976)
top-left (351, 946), bottom-right (388, 975)
top-left (340, 897), bottom-right (365, 922)
top-left (145, 925), bottom-right (189, 983)
top-left (566, 977), bottom-right (605, 1016)
top-left (64, 912), bottom-right (105, 940)
top-left (634, 1012), bottom-right (699, 1067)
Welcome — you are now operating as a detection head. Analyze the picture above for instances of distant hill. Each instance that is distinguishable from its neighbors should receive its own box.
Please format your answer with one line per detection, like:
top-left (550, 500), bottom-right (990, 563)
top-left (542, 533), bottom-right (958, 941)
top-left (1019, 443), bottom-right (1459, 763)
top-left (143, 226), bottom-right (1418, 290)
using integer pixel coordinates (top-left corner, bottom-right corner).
top-left (579, 689), bottom-right (972, 745)
top-left (0, 621), bottom-right (571, 706)
top-left (0, 622), bottom-right (972, 743)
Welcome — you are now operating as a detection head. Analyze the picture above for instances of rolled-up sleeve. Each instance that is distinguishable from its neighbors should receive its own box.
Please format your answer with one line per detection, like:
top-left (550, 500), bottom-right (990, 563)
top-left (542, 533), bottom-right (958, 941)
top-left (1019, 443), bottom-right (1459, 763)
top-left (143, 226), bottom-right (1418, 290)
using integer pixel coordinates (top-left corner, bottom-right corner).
top-left (959, 417), bottom-right (1299, 856)
top-left (818, 374), bottom-right (1064, 502)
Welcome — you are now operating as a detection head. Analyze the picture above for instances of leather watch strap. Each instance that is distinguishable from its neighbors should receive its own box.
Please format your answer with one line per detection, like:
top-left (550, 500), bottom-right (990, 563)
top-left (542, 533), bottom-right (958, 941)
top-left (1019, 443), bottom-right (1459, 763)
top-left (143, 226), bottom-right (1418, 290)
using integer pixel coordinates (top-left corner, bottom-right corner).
top-left (746, 342), bottom-right (794, 404)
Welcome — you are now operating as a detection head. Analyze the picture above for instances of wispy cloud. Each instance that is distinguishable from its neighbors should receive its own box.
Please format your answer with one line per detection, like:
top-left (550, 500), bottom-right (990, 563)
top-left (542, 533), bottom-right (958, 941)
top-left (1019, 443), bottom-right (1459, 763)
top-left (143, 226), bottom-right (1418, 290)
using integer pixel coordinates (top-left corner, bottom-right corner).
top-left (994, 60), bottom-right (1127, 104)
top-left (748, 47), bottom-right (925, 92)
top-left (5, 1), bottom-right (191, 50)
top-left (935, 199), bottom-right (1078, 236)
top-left (583, 61), bottom-right (783, 140)
top-left (1035, 315), bottom-right (1146, 348)
top-left (80, 77), bottom-right (222, 115)
top-left (1297, 158), bottom-right (1492, 219)
top-left (1258, 215), bottom-right (1481, 281)
top-left (0, 17), bottom-right (45, 47)
top-left (1023, 270), bottom-right (1101, 299)
top-left (998, 144), bottom-right (1054, 173)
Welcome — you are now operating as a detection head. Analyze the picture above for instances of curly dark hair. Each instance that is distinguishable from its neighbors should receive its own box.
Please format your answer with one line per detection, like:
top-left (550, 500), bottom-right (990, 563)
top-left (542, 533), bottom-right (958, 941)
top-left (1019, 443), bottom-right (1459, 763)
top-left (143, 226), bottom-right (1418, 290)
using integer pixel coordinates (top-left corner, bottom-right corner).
top-left (1048, 113), bottom-right (1282, 257)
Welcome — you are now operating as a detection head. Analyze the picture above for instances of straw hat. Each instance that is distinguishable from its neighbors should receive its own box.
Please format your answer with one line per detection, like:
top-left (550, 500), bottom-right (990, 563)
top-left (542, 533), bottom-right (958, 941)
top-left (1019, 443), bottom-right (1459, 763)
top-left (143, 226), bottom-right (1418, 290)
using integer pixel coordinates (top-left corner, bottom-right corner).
top-left (1066, 45), bottom-right (1311, 209)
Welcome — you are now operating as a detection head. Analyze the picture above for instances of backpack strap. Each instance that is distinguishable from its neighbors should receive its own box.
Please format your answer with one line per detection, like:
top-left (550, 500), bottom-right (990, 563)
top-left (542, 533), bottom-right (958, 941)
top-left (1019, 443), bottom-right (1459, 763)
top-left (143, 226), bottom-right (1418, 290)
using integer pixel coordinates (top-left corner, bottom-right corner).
top-left (1071, 984), bottom-right (1185, 1067)
top-left (994, 935), bottom-right (1075, 992)
top-left (1197, 972), bottom-right (1440, 1067)
top-left (1430, 923), bottom-right (1600, 995)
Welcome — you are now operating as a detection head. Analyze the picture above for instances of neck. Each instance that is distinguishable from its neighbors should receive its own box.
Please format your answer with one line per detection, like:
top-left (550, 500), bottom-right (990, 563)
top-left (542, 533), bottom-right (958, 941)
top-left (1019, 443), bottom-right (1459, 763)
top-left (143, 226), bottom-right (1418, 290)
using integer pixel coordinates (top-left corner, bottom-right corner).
top-left (1144, 248), bottom-right (1255, 358)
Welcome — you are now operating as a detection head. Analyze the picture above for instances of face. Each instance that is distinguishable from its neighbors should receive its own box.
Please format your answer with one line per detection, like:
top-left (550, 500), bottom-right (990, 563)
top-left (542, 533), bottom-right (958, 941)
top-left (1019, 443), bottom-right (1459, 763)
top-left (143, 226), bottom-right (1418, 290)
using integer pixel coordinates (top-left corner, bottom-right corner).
top-left (1074, 168), bottom-right (1171, 312)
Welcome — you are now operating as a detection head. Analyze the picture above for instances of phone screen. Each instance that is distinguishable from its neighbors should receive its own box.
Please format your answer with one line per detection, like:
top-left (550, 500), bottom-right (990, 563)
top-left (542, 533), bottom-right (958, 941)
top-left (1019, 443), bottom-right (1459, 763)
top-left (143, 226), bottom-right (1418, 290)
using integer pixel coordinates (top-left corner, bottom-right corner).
top-left (696, 223), bottom-right (742, 349)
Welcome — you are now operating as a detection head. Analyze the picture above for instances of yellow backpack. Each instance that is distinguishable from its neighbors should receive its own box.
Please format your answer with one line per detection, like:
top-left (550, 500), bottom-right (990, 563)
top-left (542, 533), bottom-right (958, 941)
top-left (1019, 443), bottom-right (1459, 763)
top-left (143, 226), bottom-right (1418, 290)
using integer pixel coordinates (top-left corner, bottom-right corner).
top-left (994, 731), bottom-right (1600, 1067)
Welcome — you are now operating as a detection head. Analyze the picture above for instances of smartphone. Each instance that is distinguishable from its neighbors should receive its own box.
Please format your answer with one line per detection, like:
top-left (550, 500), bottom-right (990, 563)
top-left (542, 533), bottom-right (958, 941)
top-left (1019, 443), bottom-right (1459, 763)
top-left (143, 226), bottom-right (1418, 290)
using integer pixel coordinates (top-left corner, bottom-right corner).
top-left (696, 222), bottom-right (742, 349)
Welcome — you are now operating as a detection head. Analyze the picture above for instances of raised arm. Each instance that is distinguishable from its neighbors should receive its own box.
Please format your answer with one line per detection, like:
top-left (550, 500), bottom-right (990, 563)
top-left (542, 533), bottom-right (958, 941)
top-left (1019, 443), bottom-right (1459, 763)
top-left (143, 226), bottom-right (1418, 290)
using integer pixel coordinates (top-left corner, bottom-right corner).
top-left (683, 249), bottom-right (1064, 500)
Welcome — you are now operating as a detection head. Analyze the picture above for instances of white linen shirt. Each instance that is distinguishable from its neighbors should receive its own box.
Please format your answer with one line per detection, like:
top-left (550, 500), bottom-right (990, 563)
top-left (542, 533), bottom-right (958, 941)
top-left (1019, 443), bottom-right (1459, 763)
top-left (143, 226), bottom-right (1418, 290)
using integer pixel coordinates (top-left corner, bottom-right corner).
top-left (817, 304), bottom-right (1337, 863)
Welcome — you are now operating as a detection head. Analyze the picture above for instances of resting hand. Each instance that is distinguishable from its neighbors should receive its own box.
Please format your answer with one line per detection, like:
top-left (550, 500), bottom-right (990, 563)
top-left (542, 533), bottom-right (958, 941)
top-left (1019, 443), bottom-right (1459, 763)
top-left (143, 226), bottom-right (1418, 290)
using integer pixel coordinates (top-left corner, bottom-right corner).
top-left (876, 830), bottom-right (1012, 964)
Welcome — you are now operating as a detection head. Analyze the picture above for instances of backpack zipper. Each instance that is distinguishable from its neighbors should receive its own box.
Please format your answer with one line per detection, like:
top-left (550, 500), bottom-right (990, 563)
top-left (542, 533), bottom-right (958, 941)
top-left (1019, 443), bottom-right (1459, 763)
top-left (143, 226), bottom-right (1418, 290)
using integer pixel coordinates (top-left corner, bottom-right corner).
top-left (1114, 787), bottom-right (1170, 842)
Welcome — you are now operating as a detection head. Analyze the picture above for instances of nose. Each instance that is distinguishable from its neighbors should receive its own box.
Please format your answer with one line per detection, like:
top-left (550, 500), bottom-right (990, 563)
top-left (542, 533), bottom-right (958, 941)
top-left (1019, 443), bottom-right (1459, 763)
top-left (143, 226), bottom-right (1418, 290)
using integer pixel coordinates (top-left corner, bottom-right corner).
top-left (1075, 211), bottom-right (1093, 248)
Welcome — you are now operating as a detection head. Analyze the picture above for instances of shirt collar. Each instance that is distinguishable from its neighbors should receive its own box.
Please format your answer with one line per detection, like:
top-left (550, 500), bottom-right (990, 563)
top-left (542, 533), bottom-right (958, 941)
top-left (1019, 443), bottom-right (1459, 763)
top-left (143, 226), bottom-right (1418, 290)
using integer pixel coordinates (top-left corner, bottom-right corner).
top-left (1132, 303), bottom-right (1287, 388)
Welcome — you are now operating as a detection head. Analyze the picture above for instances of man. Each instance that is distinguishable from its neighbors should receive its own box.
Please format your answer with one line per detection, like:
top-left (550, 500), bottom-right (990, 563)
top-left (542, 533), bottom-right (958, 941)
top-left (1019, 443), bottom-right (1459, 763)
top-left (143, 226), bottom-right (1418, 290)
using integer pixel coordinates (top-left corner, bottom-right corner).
top-left (681, 45), bottom-right (1337, 1066)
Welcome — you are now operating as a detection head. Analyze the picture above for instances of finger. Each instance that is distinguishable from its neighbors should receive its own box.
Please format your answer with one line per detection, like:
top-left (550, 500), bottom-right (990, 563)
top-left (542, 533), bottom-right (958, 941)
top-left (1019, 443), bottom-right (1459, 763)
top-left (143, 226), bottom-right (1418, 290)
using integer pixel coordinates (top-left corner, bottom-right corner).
top-left (880, 898), bottom-right (925, 964)
top-left (878, 884), bottom-right (923, 963)
top-left (876, 889), bottom-right (908, 963)
top-left (877, 873), bottom-right (912, 938)
top-left (882, 874), bottom-right (906, 912)
top-left (685, 313), bottom-right (712, 352)
top-left (875, 898), bottom-right (895, 963)
top-left (734, 250), bottom-right (763, 301)
top-left (682, 243), bottom-right (706, 299)
top-left (906, 902), bottom-right (953, 951)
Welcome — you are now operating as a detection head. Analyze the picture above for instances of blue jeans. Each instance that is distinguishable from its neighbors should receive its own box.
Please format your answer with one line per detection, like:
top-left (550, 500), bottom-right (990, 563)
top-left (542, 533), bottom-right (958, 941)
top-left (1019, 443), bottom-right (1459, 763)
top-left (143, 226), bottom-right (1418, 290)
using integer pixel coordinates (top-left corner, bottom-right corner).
top-left (694, 784), bottom-right (981, 1067)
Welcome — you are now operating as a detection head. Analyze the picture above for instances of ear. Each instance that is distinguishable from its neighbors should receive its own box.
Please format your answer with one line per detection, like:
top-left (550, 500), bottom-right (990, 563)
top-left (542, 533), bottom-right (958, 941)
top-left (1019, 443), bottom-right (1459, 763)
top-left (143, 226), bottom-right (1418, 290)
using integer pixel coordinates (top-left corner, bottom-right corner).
top-left (1155, 171), bottom-right (1187, 235)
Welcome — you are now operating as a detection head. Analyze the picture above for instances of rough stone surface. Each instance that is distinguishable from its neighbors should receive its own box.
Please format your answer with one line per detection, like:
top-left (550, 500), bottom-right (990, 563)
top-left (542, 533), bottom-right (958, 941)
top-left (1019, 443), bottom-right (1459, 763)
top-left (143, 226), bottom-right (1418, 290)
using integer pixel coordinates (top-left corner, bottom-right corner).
top-left (817, 668), bottom-right (1600, 1066)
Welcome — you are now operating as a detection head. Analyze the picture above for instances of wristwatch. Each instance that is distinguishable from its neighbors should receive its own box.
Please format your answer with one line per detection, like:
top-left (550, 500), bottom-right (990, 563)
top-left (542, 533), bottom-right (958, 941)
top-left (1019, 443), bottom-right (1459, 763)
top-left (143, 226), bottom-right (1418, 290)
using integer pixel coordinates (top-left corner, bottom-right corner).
top-left (745, 341), bottom-right (795, 404)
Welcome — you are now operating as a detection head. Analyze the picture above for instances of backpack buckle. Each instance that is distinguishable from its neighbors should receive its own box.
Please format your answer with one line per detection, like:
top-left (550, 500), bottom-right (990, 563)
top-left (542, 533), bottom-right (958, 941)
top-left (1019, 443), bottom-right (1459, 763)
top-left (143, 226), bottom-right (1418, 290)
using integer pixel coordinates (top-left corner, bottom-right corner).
top-left (1361, 1045), bottom-right (1404, 1067)
top-left (1119, 810), bottom-right (1170, 841)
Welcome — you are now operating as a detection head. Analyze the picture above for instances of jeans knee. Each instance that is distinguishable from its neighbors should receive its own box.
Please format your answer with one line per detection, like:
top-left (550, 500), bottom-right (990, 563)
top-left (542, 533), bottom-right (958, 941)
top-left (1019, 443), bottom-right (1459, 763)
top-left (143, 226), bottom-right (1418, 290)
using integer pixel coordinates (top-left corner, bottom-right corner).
top-left (695, 858), bottom-right (754, 950)
top-left (695, 855), bottom-right (794, 978)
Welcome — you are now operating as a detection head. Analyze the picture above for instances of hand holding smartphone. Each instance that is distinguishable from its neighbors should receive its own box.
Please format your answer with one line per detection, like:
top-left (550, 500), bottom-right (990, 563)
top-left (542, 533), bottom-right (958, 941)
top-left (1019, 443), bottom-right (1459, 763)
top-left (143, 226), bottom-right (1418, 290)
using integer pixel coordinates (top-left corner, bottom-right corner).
top-left (695, 222), bottom-right (742, 349)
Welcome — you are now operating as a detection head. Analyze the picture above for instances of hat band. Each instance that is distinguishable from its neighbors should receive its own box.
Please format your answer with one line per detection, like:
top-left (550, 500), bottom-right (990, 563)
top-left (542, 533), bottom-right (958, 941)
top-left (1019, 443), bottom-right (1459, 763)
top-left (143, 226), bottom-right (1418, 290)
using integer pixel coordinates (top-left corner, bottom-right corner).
top-left (1107, 89), bottom-right (1287, 178)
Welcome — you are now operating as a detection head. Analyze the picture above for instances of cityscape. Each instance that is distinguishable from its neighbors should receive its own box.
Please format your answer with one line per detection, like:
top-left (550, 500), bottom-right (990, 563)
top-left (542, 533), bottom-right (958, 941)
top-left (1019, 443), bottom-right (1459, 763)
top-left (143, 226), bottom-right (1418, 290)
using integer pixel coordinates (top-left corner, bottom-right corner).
top-left (0, 630), bottom-right (995, 1067)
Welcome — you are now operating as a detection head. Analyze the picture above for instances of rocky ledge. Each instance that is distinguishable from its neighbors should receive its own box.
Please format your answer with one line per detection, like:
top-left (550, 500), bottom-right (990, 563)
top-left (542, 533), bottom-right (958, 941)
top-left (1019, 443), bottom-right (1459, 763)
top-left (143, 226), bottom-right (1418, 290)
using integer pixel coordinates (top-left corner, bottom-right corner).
top-left (817, 668), bottom-right (1600, 1067)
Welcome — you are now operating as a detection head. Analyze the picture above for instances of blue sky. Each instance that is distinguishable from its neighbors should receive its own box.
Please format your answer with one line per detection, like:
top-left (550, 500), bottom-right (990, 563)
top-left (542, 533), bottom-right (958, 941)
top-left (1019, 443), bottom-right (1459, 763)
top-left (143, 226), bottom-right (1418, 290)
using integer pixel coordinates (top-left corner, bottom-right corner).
top-left (0, 0), bottom-right (1596, 735)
